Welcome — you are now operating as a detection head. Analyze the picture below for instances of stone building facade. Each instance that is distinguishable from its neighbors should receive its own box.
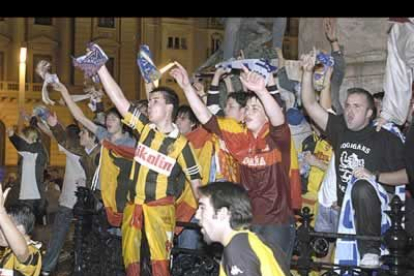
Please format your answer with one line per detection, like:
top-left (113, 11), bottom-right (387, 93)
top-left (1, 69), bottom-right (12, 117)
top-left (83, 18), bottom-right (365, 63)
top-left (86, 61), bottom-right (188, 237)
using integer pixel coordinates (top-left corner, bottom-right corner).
top-left (0, 17), bottom-right (298, 169)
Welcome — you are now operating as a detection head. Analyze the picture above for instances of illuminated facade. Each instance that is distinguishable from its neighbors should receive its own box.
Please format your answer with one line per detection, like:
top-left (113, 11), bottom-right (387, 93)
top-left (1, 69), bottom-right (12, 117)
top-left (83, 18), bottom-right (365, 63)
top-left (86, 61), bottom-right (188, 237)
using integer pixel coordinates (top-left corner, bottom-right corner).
top-left (0, 17), bottom-right (298, 168)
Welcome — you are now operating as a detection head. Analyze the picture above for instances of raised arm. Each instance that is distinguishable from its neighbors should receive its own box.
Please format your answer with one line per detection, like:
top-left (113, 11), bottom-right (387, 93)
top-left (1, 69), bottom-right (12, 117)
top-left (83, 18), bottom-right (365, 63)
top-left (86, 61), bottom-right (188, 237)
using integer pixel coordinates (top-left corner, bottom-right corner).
top-left (223, 74), bottom-right (234, 93)
top-left (7, 127), bottom-right (41, 153)
top-left (170, 62), bottom-right (213, 124)
top-left (0, 186), bottom-right (30, 263)
top-left (300, 51), bottom-right (329, 131)
top-left (96, 65), bottom-right (131, 117)
top-left (36, 119), bottom-right (53, 139)
top-left (324, 17), bottom-right (346, 114)
top-left (324, 18), bottom-right (340, 52)
top-left (319, 66), bottom-right (333, 111)
top-left (206, 67), bottom-right (230, 116)
top-left (53, 82), bottom-right (98, 134)
top-left (240, 65), bottom-right (284, 126)
top-left (46, 113), bottom-right (84, 156)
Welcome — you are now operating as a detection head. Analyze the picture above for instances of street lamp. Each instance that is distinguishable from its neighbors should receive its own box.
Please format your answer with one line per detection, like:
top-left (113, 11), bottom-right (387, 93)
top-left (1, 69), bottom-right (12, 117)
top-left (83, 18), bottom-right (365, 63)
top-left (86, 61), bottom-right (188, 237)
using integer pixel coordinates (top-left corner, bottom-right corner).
top-left (18, 47), bottom-right (27, 110)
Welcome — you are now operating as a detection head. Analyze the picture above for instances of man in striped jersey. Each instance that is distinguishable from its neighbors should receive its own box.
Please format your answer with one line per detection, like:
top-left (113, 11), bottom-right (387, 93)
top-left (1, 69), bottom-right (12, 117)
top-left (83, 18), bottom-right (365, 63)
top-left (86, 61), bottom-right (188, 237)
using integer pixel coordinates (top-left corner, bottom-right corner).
top-left (73, 43), bottom-right (202, 276)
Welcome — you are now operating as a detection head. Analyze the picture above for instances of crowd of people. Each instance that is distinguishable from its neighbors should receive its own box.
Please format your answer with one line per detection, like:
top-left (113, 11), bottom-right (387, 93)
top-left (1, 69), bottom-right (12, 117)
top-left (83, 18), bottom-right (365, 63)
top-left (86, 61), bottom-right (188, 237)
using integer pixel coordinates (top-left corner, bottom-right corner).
top-left (1, 17), bottom-right (414, 276)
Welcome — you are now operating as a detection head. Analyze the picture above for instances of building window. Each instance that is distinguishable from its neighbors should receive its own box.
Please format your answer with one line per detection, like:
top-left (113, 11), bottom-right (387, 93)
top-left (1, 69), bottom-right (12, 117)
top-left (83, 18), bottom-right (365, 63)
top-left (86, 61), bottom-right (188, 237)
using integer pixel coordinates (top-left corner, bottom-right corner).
top-left (174, 37), bottom-right (180, 49)
top-left (34, 18), bottom-right (53, 26)
top-left (283, 43), bottom-right (292, 60)
top-left (211, 38), bottom-right (221, 53)
top-left (285, 18), bottom-right (298, 37)
top-left (167, 37), bottom-right (174, 49)
top-left (210, 33), bottom-right (222, 55)
top-left (167, 36), bottom-right (187, 50)
top-left (98, 18), bottom-right (115, 28)
top-left (181, 38), bottom-right (187, 50)
top-left (33, 55), bottom-right (52, 83)
top-left (0, 52), bottom-right (4, 82)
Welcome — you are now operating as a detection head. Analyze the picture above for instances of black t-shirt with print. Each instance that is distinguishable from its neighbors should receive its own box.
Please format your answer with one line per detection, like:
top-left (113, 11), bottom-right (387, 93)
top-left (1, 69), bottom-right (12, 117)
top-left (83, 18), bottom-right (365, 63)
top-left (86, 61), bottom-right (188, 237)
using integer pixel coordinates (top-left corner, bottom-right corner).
top-left (326, 114), bottom-right (405, 205)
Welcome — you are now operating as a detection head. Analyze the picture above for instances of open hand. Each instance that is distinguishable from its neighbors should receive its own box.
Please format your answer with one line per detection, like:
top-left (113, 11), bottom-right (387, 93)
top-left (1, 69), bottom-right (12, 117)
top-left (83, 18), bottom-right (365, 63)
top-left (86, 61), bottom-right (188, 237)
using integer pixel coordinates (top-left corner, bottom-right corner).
top-left (300, 49), bottom-right (317, 72)
top-left (170, 62), bottom-right (191, 90)
top-left (375, 117), bottom-right (388, 132)
top-left (239, 65), bottom-right (266, 93)
top-left (324, 18), bottom-right (338, 43)
top-left (46, 112), bottom-right (58, 127)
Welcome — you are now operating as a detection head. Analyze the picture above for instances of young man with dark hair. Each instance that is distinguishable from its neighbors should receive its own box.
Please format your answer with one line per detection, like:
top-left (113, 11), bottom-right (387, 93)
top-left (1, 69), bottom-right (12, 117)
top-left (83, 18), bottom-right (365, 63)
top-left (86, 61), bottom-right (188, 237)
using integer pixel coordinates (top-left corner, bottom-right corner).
top-left (176, 105), bottom-right (199, 135)
top-left (72, 42), bottom-right (202, 276)
top-left (37, 114), bottom-right (87, 276)
top-left (0, 186), bottom-right (42, 276)
top-left (196, 181), bottom-right (288, 276)
top-left (7, 125), bottom-right (48, 226)
top-left (171, 62), bottom-right (296, 266)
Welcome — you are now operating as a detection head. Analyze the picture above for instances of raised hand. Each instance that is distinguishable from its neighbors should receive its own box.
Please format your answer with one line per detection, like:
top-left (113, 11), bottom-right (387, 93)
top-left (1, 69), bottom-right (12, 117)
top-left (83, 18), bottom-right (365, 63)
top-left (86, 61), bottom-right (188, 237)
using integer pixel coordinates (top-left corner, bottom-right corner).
top-left (215, 67), bottom-right (231, 78)
top-left (300, 50), bottom-right (317, 73)
top-left (193, 82), bottom-right (205, 96)
top-left (46, 112), bottom-right (58, 127)
top-left (375, 117), bottom-right (388, 132)
top-left (51, 82), bottom-right (67, 93)
top-left (323, 18), bottom-right (338, 43)
top-left (239, 65), bottom-right (266, 93)
top-left (170, 62), bottom-right (191, 89)
top-left (19, 109), bottom-right (30, 122)
top-left (6, 126), bottom-right (16, 137)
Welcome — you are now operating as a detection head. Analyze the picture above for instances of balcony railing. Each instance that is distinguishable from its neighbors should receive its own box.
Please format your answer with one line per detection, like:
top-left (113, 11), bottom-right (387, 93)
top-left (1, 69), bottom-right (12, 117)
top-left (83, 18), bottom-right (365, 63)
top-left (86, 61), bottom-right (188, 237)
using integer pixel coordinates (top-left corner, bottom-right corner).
top-left (0, 81), bottom-right (43, 92)
top-left (0, 81), bottom-right (85, 94)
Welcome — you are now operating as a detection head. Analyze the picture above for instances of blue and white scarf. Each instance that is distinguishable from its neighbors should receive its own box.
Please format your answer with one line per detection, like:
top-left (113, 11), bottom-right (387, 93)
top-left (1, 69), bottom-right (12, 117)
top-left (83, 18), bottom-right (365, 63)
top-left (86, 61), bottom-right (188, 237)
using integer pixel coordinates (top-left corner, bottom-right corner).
top-left (215, 58), bottom-right (277, 85)
top-left (137, 44), bottom-right (161, 83)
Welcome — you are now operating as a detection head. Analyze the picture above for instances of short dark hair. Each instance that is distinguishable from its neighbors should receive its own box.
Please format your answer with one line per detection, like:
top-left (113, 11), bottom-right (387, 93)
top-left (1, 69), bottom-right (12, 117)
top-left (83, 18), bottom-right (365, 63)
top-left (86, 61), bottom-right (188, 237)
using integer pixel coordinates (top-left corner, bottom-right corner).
top-left (82, 127), bottom-right (99, 145)
top-left (22, 126), bottom-right (39, 142)
top-left (65, 124), bottom-right (80, 148)
top-left (135, 99), bottom-right (149, 110)
top-left (105, 107), bottom-right (122, 120)
top-left (244, 91), bottom-right (286, 112)
top-left (105, 106), bottom-right (132, 134)
top-left (66, 124), bottom-right (80, 142)
top-left (347, 87), bottom-right (376, 120)
top-left (198, 181), bottom-right (252, 230)
top-left (373, 91), bottom-right (385, 100)
top-left (177, 105), bottom-right (199, 126)
top-left (150, 86), bottom-right (179, 119)
top-left (6, 203), bottom-right (35, 235)
top-left (227, 91), bottom-right (248, 108)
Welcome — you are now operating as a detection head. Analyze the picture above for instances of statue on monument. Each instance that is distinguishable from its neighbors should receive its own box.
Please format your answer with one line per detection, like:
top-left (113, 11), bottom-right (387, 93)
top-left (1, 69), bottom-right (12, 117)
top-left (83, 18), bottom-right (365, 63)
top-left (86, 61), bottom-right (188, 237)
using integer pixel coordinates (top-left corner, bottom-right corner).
top-left (196, 17), bottom-right (287, 73)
